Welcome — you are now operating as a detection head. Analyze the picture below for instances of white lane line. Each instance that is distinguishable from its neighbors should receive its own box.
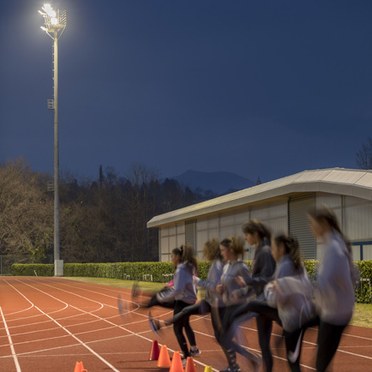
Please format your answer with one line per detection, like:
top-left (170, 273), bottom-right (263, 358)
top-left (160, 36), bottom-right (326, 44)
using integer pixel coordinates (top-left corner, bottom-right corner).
top-left (34, 279), bottom-right (314, 371)
top-left (6, 279), bottom-right (120, 372)
top-left (6, 304), bottom-right (34, 317)
top-left (20, 278), bottom-right (219, 371)
top-left (304, 325), bottom-right (372, 341)
top-left (0, 306), bottom-right (22, 372)
top-left (34, 304), bottom-right (120, 371)
top-left (237, 322), bottom-right (372, 361)
top-left (21, 278), bottom-right (372, 370)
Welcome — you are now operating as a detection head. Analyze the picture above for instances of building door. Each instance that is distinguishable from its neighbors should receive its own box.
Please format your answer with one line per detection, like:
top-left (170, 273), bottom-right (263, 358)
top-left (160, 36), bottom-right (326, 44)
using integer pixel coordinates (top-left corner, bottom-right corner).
top-left (185, 219), bottom-right (197, 252)
top-left (289, 195), bottom-right (316, 259)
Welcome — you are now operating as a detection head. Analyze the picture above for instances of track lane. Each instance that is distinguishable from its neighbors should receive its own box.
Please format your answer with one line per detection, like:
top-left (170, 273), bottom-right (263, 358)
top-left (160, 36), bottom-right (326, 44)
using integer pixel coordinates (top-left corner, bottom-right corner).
top-left (1, 277), bottom-right (371, 371)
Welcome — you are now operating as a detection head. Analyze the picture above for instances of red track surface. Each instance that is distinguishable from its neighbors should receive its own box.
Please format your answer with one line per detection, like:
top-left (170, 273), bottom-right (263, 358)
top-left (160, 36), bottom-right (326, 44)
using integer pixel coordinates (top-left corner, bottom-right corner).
top-left (1, 277), bottom-right (371, 371)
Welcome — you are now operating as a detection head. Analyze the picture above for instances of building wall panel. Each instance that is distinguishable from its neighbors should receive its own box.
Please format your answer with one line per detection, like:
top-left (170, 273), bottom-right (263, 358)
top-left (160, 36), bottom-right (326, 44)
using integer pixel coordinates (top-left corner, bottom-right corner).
top-left (344, 197), bottom-right (372, 241)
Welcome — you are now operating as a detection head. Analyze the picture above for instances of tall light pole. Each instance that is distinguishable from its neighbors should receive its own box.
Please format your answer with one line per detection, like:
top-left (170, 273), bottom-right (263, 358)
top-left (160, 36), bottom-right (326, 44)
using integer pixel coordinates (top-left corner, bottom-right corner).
top-left (39, 4), bottom-right (66, 276)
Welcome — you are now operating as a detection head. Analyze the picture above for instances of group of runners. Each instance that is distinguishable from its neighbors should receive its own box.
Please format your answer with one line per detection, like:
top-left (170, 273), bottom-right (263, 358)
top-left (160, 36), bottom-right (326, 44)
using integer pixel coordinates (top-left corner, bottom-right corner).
top-left (132, 206), bottom-right (356, 372)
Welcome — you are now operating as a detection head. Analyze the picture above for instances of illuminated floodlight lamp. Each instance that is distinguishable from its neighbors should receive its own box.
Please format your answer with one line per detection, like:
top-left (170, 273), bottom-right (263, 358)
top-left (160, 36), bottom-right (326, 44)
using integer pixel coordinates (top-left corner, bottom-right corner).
top-left (38, 3), bottom-right (66, 36)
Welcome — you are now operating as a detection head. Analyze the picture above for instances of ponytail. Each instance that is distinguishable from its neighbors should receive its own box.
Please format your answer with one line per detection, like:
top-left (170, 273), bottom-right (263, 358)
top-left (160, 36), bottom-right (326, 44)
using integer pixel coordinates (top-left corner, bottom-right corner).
top-left (308, 207), bottom-right (358, 285)
top-left (308, 207), bottom-right (352, 255)
top-left (242, 220), bottom-right (271, 245)
top-left (220, 236), bottom-right (245, 257)
top-left (179, 244), bottom-right (198, 272)
top-left (274, 234), bottom-right (303, 271)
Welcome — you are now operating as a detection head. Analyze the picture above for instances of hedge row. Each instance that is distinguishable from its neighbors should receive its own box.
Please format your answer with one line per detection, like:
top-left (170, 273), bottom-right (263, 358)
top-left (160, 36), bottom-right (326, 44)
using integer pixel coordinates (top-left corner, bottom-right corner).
top-left (11, 260), bottom-right (372, 303)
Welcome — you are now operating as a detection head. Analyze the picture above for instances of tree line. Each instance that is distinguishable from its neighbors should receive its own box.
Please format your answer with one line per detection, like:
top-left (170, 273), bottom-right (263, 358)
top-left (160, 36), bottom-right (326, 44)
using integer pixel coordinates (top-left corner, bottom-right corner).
top-left (2, 139), bottom-right (371, 270)
top-left (0, 160), bottom-right (211, 267)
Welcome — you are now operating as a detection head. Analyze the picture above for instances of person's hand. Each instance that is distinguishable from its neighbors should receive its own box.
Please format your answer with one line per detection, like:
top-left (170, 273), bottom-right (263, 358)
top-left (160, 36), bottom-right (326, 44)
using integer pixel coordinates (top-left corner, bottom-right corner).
top-left (193, 275), bottom-right (200, 286)
top-left (231, 289), bottom-right (241, 302)
top-left (216, 284), bottom-right (224, 294)
top-left (235, 275), bottom-right (246, 287)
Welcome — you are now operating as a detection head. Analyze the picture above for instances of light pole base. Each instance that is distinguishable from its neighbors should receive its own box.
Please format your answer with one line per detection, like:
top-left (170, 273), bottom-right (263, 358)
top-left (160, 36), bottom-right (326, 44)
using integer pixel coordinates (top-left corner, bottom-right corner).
top-left (54, 259), bottom-right (64, 276)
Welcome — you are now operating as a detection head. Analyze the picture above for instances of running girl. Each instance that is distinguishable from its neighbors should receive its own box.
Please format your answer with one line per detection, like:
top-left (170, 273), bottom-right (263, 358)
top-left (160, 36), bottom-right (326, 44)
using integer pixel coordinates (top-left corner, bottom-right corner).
top-left (308, 207), bottom-right (356, 372)
top-left (151, 245), bottom-right (200, 363)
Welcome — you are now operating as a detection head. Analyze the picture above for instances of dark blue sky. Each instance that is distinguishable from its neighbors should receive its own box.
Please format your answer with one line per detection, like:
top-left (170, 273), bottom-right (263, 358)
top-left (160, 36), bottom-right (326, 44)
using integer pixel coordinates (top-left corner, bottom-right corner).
top-left (1, 0), bottom-right (372, 182)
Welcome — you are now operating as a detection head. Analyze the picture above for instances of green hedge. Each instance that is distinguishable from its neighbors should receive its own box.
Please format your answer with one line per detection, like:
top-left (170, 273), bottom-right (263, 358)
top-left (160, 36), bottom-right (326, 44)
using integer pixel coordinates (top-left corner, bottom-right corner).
top-left (11, 263), bottom-right (54, 276)
top-left (11, 260), bottom-right (372, 303)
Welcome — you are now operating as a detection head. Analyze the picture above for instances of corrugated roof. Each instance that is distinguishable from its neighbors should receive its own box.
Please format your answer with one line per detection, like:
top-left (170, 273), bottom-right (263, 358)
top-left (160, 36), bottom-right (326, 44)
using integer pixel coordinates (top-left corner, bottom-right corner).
top-left (147, 168), bottom-right (372, 228)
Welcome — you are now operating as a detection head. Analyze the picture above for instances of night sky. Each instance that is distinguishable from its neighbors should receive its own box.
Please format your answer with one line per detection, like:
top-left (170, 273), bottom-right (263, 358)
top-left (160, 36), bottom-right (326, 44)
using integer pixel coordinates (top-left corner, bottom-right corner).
top-left (1, 0), bottom-right (372, 183)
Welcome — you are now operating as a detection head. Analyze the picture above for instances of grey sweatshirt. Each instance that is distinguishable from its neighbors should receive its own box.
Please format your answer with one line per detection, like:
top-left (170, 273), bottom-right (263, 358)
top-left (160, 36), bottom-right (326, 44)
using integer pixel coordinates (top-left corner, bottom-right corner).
top-left (160, 262), bottom-right (197, 305)
top-left (265, 256), bottom-right (313, 332)
top-left (221, 260), bottom-right (252, 306)
top-left (315, 231), bottom-right (355, 325)
top-left (198, 259), bottom-right (224, 305)
top-left (237, 243), bottom-right (276, 299)
top-left (274, 254), bottom-right (303, 279)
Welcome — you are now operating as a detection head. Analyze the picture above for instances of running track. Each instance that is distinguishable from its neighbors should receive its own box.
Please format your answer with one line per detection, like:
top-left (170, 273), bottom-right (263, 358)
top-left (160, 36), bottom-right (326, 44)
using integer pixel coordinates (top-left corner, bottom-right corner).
top-left (0, 277), bottom-right (371, 371)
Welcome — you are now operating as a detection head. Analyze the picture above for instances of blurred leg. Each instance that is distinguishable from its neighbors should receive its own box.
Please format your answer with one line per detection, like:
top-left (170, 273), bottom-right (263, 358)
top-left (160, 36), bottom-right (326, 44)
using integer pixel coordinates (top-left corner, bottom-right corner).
top-left (256, 315), bottom-right (273, 372)
top-left (316, 321), bottom-right (346, 372)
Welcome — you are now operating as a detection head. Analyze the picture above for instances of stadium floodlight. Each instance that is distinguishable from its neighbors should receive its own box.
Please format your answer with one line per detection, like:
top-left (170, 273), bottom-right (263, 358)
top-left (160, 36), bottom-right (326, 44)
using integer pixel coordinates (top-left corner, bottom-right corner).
top-left (39, 4), bottom-right (67, 277)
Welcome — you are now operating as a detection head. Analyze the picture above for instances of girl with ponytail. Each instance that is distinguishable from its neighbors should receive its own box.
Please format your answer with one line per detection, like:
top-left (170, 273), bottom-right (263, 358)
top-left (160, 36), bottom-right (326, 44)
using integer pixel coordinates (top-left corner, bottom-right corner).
top-left (223, 232), bottom-right (309, 372)
top-left (151, 244), bottom-right (199, 364)
top-left (308, 207), bottom-right (356, 372)
top-left (216, 236), bottom-right (260, 372)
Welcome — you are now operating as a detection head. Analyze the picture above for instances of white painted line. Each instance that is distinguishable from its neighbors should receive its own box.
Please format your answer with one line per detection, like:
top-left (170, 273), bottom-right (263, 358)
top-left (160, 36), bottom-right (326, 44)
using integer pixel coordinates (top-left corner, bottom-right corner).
top-left (6, 279), bottom-right (120, 372)
top-left (22, 278), bottom-right (220, 371)
top-left (34, 304), bottom-right (121, 371)
top-left (0, 306), bottom-right (22, 372)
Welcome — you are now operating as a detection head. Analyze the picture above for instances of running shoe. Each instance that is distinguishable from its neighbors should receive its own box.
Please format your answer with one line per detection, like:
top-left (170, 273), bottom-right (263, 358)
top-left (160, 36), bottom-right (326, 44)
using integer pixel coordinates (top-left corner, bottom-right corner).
top-left (131, 281), bottom-right (140, 299)
top-left (148, 311), bottom-right (161, 334)
top-left (190, 346), bottom-right (201, 357)
top-left (219, 365), bottom-right (241, 372)
top-left (288, 329), bottom-right (303, 363)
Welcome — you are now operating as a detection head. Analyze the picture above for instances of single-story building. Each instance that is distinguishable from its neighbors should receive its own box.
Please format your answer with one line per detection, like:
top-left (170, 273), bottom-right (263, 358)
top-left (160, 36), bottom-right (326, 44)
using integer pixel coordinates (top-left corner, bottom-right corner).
top-left (147, 168), bottom-right (372, 261)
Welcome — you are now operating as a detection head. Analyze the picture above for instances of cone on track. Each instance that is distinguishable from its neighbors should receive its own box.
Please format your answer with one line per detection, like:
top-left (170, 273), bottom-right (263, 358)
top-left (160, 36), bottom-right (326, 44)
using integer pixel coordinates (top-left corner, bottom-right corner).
top-left (149, 339), bottom-right (160, 361)
top-left (74, 361), bottom-right (82, 372)
top-left (184, 357), bottom-right (197, 372)
top-left (169, 351), bottom-right (184, 372)
top-left (203, 366), bottom-right (212, 372)
top-left (157, 344), bottom-right (171, 368)
top-left (74, 360), bottom-right (87, 372)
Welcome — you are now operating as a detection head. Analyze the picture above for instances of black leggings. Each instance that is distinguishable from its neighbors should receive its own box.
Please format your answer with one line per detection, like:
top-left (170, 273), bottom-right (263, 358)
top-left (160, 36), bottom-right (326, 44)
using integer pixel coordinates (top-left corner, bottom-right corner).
top-left (316, 320), bottom-right (347, 372)
top-left (171, 299), bottom-right (222, 341)
top-left (285, 316), bottom-right (347, 372)
top-left (173, 300), bottom-right (197, 358)
top-left (172, 299), bottom-right (210, 322)
top-left (142, 287), bottom-right (175, 309)
top-left (224, 300), bottom-right (281, 372)
top-left (217, 305), bottom-right (260, 369)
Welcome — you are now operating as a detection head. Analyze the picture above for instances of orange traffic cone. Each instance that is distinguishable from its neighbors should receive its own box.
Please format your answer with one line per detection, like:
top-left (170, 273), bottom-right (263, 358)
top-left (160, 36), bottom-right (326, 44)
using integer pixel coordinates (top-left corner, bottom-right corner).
top-left (169, 351), bottom-right (184, 372)
top-left (157, 344), bottom-right (171, 368)
top-left (74, 361), bottom-right (83, 372)
top-left (80, 361), bottom-right (88, 372)
top-left (184, 357), bottom-right (197, 372)
top-left (74, 360), bottom-right (87, 372)
top-left (204, 366), bottom-right (212, 372)
top-left (149, 339), bottom-right (160, 360)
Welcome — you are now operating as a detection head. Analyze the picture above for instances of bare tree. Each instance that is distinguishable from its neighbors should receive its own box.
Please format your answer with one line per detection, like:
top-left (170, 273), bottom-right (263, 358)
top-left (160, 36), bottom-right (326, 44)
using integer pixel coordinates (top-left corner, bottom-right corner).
top-left (0, 160), bottom-right (53, 263)
top-left (356, 138), bottom-right (372, 169)
top-left (126, 163), bottom-right (159, 186)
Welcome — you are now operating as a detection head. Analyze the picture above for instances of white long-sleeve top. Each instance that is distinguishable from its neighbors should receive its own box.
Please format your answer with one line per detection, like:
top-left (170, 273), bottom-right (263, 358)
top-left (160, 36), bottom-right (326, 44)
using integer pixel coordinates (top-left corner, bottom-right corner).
top-left (315, 231), bottom-right (355, 325)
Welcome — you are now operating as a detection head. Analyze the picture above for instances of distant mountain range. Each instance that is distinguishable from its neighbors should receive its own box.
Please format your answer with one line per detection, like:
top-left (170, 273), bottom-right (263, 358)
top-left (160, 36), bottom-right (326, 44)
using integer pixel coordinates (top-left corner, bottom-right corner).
top-left (173, 170), bottom-right (255, 196)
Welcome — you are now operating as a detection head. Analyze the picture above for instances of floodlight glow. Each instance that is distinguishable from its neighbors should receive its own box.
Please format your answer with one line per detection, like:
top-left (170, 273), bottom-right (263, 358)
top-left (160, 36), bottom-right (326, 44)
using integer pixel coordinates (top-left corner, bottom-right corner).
top-left (51, 17), bottom-right (58, 25)
top-left (42, 4), bottom-right (56, 18)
